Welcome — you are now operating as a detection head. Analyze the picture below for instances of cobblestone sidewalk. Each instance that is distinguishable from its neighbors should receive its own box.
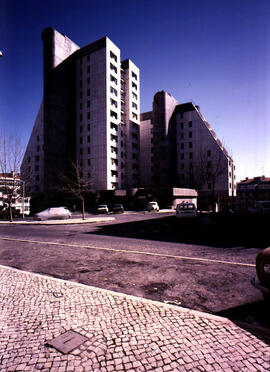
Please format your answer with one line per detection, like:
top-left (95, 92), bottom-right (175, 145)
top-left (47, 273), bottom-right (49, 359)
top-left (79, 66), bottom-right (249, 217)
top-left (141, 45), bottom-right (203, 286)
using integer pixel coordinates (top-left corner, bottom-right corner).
top-left (0, 265), bottom-right (269, 371)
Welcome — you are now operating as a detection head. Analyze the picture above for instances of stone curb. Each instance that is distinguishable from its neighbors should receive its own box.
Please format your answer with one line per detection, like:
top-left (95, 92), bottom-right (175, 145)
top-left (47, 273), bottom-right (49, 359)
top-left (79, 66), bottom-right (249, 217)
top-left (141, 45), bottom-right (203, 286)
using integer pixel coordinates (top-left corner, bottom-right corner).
top-left (0, 217), bottom-right (115, 225)
top-left (0, 263), bottom-right (233, 326)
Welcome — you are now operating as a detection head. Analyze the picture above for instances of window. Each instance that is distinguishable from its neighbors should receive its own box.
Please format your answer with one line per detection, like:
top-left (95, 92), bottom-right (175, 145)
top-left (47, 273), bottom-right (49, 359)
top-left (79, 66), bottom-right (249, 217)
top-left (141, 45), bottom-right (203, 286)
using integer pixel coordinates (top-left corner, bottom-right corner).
top-left (181, 153), bottom-right (184, 160)
top-left (208, 183), bottom-right (211, 190)
top-left (28, 156), bottom-right (30, 163)
top-left (80, 125), bottom-right (82, 133)
top-left (132, 71), bottom-right (137, 80)
top-left (80, 159), bottom-right (83, 166)
top-left (180, 143), bottom-right (184, 149)
top-left (111, 170), bottom-right (118, 177)
top-left (181, 133), bottom-right (184, 139)
top-left (189, 121), bottom-right (192, 127)
top-left (111, 134), bottom-right (118, 142)
top-left (189, 163), bottom-right (193, 169)
top-left (111, 158), bottom-right (118, 165)
top-left (132, 164), bottom-right (138, 170)
top-left (35, 155), bottom-right (39, 162)
top-left (180, 112), bottom-right (183, 119)
top-left (110, 75), bottom-right (117, 85)
top-left (35, 175), bottom-right (39, 181)
top-left (87, 112), bottom-right (90, 119)
top-left (87, 89), bottom-right (90, 96)
top-left (80, 114), bottom-right (82, 121)
top-left (132, 112), bottom-right (138, 120)
top-left (80, 80), bottom-right (82, 88)
top-left (88, 159), bottom-right (91, 166)
top-left (189, 142), bottom-right (192, 148)
top-left (132, 143), bottom-right (138, 150)
top-left (80, 137), bottom-right (83, 144)
top-left (87, 100), bottom-right (90, 107)
top-left (37, 145), bottom-right (40, 152)
top-left (87, 77), bottom-right (90, 85)
top-left (111, 98), bottom-right (118, 108)
top-left (132, 133), bottom-right (138, 139)
top-left (110, 63), bottom-right (117, 73)
top-left (87, 147), bottom-right (90, 154)
top-left (87, 135), bottom-right (90, 143)
top-left (207, 150), bottom-right (211, 157)
top-left (180, 123), bottom-right (184, 129)
top-left (132, 82), bottom-right (137, 90)
top-left (111, 146), bottom-right (118, 154)
top-left (132, 153), bottom-right (138, 160)
top-left (189, 132), bottom-right (192, 138)
top-left (189, 152), bottom-right (193, 159)
top-left (87, 66), bottom-right (90, 73)
top-left (35, 165), bottom-right (39, 171)
top-left (80, 103), bottom-right (83, 110)
top-left (132, 102), bottom-right (137, 110)
top-left (37, 135), bottom-right (39, 141)
top-left (132, 92), bottom-right (137, 100)
top-left (207, 161), bottom-right (211, 167)
top-left (80, 69), bottom-right (82, 76)
top-left (87, 124), bottom-right (90, 131)
top-left (110, 110), bottom-right (118, 119)
top-left (181, 163), bottom-right (184, 169)
top-left (110, 122), bottom-right (118, 130)
top-left (80, 91), bottom-right (82, 99)
top-left (80, 148), bottom-right (83, 155)
top-left (110, 51), bottom-right (117, 62)
top-left (87, 54), bottom-right (90, 61)
top-left (110, 86), bottom-right (118, 96)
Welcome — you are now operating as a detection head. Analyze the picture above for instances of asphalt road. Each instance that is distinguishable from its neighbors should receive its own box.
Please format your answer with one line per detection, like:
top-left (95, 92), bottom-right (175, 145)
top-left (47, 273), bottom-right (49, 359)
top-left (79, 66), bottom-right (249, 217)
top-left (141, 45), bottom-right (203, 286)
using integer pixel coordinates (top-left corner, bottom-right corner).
top-left (0, 211), bottom-right (269, 327)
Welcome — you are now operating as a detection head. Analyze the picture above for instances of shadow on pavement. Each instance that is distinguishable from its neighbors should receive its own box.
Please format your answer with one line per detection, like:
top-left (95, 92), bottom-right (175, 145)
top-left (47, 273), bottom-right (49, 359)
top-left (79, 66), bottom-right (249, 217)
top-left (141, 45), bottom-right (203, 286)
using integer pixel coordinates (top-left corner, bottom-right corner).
top-left (86, 214), bottom-right (270, 248)
top-left (215, 300), bottom-right (270, 344)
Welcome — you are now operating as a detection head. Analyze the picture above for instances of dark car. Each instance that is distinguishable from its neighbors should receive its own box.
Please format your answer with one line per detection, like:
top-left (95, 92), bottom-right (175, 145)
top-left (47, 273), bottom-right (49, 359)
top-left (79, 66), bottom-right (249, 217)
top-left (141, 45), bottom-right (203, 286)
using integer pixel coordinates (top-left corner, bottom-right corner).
top-left (251, 247), bottom-right (270, 302)
top-left (112, 204), bottom-right (124, 213)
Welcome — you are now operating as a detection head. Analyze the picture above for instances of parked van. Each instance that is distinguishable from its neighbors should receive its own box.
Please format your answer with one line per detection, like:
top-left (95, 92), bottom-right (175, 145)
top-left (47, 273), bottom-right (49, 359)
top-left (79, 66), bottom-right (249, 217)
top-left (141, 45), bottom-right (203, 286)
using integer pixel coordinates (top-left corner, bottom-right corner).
top-left (176, 202), bottom-right (197, 218)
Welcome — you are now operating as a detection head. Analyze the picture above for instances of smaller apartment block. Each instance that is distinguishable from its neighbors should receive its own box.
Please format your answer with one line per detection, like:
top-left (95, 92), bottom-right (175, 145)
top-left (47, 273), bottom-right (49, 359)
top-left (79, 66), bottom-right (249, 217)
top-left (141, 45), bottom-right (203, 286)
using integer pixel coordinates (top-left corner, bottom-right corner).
top-left (21, 28), bottom-right (140, 199)
top-left (140, 91), bottom-right (236, 201)
top-left (236, 176), bottom-right (270, 211)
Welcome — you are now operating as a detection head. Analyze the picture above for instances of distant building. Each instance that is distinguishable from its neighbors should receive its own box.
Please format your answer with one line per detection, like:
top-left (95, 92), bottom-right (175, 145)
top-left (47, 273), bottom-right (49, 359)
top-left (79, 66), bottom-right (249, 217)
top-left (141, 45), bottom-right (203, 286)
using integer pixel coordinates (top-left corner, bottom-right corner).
top-left (140, 91), bottom-right (236, 205)
top-left (0, 173), bottom-right (30, 216)
top-left (236, 176), bottom-right (270, 211)
top-left (21, 27), bottom-right (140, 200)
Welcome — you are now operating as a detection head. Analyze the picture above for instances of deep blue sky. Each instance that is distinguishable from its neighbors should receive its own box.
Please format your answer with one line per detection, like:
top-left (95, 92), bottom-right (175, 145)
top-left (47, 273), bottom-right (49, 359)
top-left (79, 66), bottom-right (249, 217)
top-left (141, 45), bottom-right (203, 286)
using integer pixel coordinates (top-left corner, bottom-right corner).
top-left (1, 0), bottom-right (270, 181)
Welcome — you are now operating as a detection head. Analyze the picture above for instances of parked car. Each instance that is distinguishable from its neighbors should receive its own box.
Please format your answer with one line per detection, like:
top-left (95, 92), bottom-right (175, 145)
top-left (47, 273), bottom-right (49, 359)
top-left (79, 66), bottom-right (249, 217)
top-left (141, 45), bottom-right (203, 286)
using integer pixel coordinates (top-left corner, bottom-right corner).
top-left (251, 247), bottom-right (270, 302)
top-left (96, 204), bottom-right (109, 214)
top-left (112, 204), bottom-right (124, 213)
top-left (176, 203), bottom-right (197, 218)
top-left (33, 207), bottom-right (72, 221)
top-left (147, 201), bottom-right (159, 212)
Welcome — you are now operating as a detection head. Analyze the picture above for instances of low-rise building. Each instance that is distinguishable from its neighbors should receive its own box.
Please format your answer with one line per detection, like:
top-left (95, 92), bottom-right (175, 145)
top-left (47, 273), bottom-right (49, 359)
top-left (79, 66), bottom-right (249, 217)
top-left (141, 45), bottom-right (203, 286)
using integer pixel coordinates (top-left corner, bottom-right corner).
top-left (0, 173), bottom-right (30, 216)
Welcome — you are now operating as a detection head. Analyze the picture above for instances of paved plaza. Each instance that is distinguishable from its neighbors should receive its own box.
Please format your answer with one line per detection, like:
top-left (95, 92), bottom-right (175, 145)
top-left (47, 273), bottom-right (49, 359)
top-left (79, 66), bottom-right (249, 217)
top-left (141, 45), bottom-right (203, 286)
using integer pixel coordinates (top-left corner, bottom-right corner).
top-left (0, 265), bottom-right (269, 371)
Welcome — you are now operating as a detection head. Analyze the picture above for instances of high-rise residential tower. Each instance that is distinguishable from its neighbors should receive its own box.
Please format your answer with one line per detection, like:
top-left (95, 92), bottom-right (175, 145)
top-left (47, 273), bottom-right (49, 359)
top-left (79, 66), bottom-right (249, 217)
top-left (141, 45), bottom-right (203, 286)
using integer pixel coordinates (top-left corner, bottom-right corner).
top-left (21, 28), bottom-right (140, 198)
top-left (140, 91), bottom-right (236, 200)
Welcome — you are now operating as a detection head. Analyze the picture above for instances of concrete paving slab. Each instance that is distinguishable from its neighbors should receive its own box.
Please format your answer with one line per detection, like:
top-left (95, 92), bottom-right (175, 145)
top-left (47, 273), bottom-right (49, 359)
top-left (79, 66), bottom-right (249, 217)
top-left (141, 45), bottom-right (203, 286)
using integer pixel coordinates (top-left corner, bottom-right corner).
top-left (0, 264), bottom-right (269, 371)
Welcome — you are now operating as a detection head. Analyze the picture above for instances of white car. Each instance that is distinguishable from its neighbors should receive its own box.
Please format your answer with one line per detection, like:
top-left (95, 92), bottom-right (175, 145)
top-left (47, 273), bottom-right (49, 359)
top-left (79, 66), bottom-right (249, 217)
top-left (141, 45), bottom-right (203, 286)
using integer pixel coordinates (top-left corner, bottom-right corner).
top-left (33, 207), bottom-right (72, 221)
top-left (147, 201), bottom-right (159, 212)
top-left (96, 204), bottom-right (109, 214)
top-left (176, 203), bottom-right (197, 218)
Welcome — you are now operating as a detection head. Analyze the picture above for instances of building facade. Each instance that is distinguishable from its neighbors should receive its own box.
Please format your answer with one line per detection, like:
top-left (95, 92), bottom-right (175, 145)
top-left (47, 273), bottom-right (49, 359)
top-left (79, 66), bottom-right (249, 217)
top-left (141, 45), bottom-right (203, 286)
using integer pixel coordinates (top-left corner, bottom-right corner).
top-left (140, 91), bottom-right (236, 201)
top-left (236, 176), bottom-right (270, 211)
top-left (0, 173), bottom-right (30, 216)
top-left (21, 28), bottom-right (140, 198)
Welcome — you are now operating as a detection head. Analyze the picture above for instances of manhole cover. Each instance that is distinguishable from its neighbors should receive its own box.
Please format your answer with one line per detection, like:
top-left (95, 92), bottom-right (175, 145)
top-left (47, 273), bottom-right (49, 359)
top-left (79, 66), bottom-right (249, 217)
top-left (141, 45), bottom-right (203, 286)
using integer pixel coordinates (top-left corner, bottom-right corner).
top-left (46, 330), bottom-right (88, 354)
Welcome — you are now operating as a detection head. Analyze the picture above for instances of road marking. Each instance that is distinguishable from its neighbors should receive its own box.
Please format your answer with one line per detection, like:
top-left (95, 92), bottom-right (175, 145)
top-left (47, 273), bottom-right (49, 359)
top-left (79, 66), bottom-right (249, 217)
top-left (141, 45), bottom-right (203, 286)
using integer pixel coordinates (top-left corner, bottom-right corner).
top-left (1, 237), bottom-right (256, 268)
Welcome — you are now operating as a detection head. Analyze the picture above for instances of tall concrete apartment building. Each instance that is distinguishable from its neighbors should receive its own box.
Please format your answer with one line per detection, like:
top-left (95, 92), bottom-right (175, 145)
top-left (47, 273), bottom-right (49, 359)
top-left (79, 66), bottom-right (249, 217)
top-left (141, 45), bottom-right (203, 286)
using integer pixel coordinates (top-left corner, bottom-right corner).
top-left (140, 91), bottom-right (236, 202)
top-left (21, 28), bottom-right (140, 198)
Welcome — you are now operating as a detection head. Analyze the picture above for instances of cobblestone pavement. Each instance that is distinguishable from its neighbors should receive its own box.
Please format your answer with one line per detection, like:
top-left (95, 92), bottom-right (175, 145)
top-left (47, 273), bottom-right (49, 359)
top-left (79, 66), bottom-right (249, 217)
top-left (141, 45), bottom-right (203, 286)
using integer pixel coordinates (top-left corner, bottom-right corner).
top-left (0, 265), bottom-right (269, 371)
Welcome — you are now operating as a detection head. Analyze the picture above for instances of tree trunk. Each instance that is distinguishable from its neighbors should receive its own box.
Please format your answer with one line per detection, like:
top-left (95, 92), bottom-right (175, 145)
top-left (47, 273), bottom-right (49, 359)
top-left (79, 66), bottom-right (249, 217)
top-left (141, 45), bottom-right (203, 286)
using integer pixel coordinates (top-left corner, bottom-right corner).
top-left (9, 203), bottom-right (13, 222)
top-left (81, 199), bottom-right (85, 220)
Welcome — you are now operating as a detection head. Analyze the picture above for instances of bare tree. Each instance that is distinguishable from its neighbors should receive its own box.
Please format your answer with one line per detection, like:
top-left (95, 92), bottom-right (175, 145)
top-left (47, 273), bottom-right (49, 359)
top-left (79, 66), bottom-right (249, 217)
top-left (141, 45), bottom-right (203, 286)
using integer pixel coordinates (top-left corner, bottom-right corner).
top-left (58, 160), bottom-right (92, 220)
top-left (189, 142), bottom-right (229, 211)
top-left (0, 132), bottom-right (24, 222)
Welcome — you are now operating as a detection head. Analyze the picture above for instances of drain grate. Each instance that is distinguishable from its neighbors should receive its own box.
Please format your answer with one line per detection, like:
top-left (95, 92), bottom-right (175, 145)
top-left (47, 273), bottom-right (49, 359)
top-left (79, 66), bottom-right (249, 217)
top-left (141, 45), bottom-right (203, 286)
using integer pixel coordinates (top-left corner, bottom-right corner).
top-left (46, 330), bottom-right (88, 354)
